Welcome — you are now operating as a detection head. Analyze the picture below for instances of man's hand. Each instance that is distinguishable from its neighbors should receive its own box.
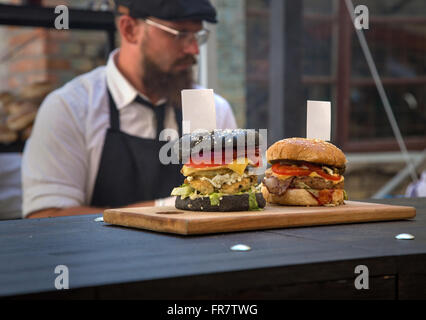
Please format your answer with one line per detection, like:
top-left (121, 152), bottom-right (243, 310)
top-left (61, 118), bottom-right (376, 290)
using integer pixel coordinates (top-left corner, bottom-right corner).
top-left (26, 206), bottom-right (105, 219)
top-left (26, 200), bottom-right (156, 219)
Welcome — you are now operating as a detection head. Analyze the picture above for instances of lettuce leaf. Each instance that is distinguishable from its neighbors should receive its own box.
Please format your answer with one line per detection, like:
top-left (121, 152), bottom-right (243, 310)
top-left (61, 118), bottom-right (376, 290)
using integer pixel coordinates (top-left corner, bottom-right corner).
top-left (209, 192), bottom-right (222, 206)
top-left (248, 191), bottom-right (260, 210)
top-left (171, 184), bottom-right (193, 199)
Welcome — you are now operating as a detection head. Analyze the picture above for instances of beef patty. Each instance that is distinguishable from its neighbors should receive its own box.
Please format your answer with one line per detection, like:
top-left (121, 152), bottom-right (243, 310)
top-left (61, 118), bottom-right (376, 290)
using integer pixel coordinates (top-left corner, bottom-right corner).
top-left (263, 171), bottom-right (344, 195)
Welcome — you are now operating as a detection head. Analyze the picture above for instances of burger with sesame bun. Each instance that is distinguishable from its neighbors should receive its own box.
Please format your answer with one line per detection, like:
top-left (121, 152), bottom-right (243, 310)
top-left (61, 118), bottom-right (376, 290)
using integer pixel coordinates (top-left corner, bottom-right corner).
top-left (261, 138), bottom-right (347, 206)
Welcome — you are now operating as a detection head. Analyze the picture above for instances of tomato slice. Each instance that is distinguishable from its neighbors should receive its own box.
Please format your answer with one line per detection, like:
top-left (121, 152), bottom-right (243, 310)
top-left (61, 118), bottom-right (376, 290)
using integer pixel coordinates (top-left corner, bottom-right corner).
top-left (186, 148), bottom-right (262, 168)
top-left (246, 149), bottom-right (262, 167)
top-left (303, 163), bottom-right (342, 181)
top-left (186, 161), bottom-right (223, 168)
top-left (314, 170), bottom-right (342, 181)
top-left (272, 163), bottom-right (342, 181)
top-left (302, 163), bottom-right (322, 171)
top-left (271, 163), bottom-right (311, 176)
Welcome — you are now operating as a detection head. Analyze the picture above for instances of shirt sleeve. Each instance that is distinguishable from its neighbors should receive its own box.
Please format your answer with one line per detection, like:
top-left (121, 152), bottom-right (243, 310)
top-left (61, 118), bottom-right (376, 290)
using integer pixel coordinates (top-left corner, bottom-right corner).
top-left (214, 94), bottom-right (238, 129)
top-left (21, 91), bottom-right (88, 217)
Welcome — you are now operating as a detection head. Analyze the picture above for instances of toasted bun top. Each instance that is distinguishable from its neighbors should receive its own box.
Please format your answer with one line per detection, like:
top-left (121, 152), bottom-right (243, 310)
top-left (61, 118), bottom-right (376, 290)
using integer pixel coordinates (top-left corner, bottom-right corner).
top-left (267, 137), bottom-right (346, 168)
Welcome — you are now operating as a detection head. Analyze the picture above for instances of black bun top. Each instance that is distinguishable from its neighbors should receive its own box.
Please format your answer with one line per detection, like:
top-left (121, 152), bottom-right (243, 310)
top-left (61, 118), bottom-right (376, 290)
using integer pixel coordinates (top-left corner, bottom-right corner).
top-left (174, 129), bottom-right (261, 160)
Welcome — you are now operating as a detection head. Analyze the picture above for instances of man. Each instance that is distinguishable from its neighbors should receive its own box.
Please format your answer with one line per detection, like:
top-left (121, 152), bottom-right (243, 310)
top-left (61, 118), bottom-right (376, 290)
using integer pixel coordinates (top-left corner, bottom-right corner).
top-left (21, 0), bottom-right (237, 218)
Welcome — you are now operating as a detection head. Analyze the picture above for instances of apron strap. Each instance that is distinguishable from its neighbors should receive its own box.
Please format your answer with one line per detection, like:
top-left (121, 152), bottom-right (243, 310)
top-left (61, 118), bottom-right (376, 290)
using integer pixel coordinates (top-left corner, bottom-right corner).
top-left (175, 106), bottom-right (183, 137)
top-left (107, 88), bottom-right (120, 131)
top-left (107, 84), bottom-right (183, 137)
top-left (134, 95), bottom-right (166, 139)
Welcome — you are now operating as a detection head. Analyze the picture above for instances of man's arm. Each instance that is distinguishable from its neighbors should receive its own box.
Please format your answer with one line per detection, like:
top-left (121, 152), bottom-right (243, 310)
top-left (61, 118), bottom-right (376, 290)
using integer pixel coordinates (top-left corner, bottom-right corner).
top-left (27, 206), bottom-right (105, 219)
top-left (21, 91), bottom-right (89, 218)
top-left (26, 200), bottom-right (156, 219)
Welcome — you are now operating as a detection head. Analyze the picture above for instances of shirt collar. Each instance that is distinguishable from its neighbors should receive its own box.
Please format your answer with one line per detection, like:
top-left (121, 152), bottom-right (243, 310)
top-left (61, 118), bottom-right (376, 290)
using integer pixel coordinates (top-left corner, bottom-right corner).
top-left (106, 49), bottom-right (166, 110)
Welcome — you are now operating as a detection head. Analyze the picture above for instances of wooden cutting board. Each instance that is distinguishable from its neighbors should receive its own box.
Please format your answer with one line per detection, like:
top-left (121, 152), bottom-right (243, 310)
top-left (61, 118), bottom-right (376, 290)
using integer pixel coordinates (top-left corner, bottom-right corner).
top-left (103, 201), bottom-right (416, 235)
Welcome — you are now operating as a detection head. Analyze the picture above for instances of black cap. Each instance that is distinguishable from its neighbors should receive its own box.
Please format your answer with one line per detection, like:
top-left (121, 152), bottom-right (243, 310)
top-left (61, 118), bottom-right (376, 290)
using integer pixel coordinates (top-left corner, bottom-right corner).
top-left (114, 0), bottom-right (217, 23)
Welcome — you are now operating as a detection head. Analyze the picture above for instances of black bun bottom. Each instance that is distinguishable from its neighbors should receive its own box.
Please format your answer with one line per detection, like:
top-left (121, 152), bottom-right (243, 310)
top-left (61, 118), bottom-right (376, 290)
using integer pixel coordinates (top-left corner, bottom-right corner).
top-left (175, 193), bottom-right (266, 212)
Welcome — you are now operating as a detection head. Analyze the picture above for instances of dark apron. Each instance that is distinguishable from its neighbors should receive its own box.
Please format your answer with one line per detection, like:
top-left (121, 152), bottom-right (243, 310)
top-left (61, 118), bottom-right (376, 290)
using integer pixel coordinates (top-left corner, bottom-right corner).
top-left (90, 88), bottom-right (183, 208)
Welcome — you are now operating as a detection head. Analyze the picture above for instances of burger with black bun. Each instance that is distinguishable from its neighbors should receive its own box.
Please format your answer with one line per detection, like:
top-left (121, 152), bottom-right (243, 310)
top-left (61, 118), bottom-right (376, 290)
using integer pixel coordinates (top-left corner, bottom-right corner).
top-left (262, 137), bottom-right (347, 206)
top-left (171, 129), bottom-right (266, 211)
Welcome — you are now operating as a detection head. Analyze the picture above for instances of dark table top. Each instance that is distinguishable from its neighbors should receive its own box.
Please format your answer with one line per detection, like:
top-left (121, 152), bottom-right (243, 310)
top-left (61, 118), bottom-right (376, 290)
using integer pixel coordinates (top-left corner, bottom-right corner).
top-left (1, 198), bottom-right (425, 299)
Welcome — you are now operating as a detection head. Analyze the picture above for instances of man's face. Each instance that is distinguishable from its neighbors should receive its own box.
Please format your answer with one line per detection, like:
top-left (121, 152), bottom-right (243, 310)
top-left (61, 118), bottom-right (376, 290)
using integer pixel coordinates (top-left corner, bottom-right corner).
top-left (139, 18), bottom-right (203, 106)
top-left (141, 18), bottom-right (202, 74)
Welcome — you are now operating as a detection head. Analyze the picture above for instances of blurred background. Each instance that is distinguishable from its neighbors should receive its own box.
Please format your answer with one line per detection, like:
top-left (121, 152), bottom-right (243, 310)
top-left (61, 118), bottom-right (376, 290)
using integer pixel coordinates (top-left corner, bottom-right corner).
top-left (0, 0), bottom-right (425, 219)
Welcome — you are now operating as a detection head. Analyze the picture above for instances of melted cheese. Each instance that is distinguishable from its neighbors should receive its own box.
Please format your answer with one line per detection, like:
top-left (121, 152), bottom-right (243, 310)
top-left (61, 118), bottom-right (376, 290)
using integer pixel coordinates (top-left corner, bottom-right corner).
top-left (227, 158), bottom-right (250, 175)
top-left (271, 170), bottom-right (344, 184)
top-left (308, 171), bottom-right (344, 184)
top-left (182, 158), bottom-right (249, 176)
top-left (272, 173), bottom-right (293, 180)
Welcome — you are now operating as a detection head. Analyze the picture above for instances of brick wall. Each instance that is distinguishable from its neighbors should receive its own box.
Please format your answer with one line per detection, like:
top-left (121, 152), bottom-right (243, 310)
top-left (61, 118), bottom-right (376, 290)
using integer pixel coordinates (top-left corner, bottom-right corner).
top-left (0, 0), bottom-right (110, 148)
top-left (6, 28), bottom-right (50, 89)
top-left (0, 0), bottom-right (109, 94)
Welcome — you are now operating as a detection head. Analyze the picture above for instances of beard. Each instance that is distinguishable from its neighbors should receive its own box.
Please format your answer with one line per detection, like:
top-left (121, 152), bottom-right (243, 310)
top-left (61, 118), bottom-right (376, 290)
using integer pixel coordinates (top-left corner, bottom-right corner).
top-left (141, 52), bottom-right (196, 108)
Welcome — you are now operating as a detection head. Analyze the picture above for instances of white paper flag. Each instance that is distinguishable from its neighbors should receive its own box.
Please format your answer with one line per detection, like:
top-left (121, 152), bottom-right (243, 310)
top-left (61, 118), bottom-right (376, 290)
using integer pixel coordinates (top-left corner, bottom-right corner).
top-left (181, 89), bottom-right (216, 134)
top-left (306, 100), bottom-right (331, 141)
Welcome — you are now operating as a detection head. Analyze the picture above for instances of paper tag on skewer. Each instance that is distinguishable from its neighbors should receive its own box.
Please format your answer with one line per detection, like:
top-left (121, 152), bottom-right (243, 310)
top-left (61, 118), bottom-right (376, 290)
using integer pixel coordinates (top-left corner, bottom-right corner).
top-left (181, 89), bottom-right (216, 134)
top-left (306, 100), bottom-right (331, 141)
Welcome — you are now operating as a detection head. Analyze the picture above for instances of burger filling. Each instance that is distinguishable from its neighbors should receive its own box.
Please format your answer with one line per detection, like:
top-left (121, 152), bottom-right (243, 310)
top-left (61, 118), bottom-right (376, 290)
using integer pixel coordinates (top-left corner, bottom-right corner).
top-left (263, 161), bottom-right (347, 206)
top-left (171, 156), bottom-right (262, 209)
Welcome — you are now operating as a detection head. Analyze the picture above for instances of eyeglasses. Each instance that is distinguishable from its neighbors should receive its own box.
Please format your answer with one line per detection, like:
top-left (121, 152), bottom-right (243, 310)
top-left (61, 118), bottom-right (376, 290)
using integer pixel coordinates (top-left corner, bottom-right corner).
top-left (143, 18), bottom-right (210, 47)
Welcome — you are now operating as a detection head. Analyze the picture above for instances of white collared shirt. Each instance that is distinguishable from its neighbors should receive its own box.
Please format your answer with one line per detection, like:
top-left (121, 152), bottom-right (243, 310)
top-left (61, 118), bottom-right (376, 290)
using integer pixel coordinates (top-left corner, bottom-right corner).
top-left (21, 49), bottom-right (237, 217)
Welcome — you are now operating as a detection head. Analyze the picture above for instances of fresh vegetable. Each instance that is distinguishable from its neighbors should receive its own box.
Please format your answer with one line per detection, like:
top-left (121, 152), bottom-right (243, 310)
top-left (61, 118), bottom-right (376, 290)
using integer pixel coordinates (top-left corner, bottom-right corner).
top-left (209, 193), bottom-right (222, 206)
top-left (186, 148), bottom-right (261, 168)
top-left (248, 191), bottom-right (260, 210)
top-left (271, 164), bottom-right (311, 176)
top-left (272, 163), bottom-right (342, 181)
top-left (170, 184), bottom-right (193, 199)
